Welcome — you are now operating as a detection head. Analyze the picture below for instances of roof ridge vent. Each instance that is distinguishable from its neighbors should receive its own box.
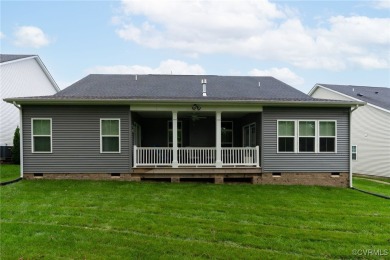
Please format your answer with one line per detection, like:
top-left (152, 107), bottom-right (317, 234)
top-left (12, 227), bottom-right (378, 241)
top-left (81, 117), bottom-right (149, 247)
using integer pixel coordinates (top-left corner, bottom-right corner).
top-left (201, 78), bottom-right (207, 97)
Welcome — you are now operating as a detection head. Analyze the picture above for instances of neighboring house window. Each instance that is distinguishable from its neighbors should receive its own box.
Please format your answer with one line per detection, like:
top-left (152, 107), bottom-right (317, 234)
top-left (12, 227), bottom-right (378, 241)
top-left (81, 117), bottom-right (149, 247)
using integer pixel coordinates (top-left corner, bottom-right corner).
top-left (101, 119), bottom-right (121, 153)
top-left (278, 121), bottom-right (295, 152)
top-left (319, 121), bottom-right (336, 152)
top-left (243, 123), bottom-right (256, 147)
top-left (168, 121), bottom-right (182, 147)
top-left (32, 118), bottom-right (52, 153)
top-left (222, 121), bottom-right (233, 147)
top-left (299, 121), bottom-right (315, 152)
top-left (352, 145), bottom-right (357, 160)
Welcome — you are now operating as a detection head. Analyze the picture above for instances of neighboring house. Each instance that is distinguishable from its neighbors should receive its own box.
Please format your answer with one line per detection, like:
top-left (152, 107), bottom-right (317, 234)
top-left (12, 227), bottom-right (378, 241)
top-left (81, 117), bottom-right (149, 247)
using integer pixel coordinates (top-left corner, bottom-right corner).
top-left (309, 84), bottom-right (390, 178)
top-left (0, 54), bottom-right (60, 160)
top-left (5, 75), bottom-right (364, 186)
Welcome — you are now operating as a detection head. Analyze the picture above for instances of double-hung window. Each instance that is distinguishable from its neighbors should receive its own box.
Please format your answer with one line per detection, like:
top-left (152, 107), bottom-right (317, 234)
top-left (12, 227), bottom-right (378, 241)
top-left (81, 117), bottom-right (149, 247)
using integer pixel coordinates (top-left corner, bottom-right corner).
top-left (277, 120), bottom-right (337, 153)
top-left (278, 121), bottom-right (295, 152)
top-left (352, 145), bottom-right (357, 160)
top-left (299, 121), bottom-right (315, 152)
top-left (32, 118), bottom-right (52, 153)
top-left (168, 121), bottom-right (182, 147)
top-left (101, 119), bottom-right (121, 153)
top-left (222, 121), bottom-right (233, 147)
top-left (319, 121), bottom-right (336, 152)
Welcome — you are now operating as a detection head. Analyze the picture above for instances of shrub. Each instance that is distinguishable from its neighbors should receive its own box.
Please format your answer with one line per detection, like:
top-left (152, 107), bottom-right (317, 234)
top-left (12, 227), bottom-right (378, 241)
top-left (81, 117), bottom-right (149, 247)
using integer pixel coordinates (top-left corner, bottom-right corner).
top-left (11, 127), bottom-right (20, 164)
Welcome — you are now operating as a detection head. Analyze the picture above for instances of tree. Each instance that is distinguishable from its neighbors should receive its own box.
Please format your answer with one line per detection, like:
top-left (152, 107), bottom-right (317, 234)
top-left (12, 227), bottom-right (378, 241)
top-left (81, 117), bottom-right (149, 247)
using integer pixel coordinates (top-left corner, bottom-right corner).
top-left (11, 127), bottom-right (20, 164)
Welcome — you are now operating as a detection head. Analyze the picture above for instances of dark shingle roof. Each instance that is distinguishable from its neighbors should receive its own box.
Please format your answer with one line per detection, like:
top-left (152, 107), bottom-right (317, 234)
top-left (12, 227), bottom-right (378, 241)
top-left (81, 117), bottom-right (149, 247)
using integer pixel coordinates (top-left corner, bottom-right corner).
top-left (55, 74), bottom-right (313, 101)
top-left (319, 84), bottom-right (390, 111)
top-left (0, 54), bottom-right (36, 63)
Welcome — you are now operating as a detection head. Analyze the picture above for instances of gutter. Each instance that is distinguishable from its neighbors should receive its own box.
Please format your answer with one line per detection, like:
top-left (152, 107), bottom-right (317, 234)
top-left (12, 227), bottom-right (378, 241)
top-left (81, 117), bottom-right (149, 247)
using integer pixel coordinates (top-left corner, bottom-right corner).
top-left (12, 102), bottom-right (23, 179)
top-left (349, 105), bottom-right (360, 188)
top-left (4, 98), bottom-right (366, 108)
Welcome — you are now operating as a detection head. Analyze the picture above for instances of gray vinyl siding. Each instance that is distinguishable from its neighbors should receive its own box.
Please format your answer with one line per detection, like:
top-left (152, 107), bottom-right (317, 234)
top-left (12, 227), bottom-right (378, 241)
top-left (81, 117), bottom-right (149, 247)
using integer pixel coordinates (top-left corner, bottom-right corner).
top-left (23, 105), bottom-right (131, 173)
top-left (262, 107), bottom-right (349, 172)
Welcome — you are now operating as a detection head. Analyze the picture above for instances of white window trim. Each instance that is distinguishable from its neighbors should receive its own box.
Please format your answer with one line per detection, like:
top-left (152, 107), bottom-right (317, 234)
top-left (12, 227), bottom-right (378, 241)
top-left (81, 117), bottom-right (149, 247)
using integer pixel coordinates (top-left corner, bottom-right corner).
top-left (277, 120), bottom-right (296, 153)
top-left (100, 118), bottom-right (121, 153)
top-left (318, 120), bottom-right (337, 153)
top-left (31, 118), bottom-right (52, 153)
top-left (298, 120), bottom-right (317, 153)
top-left (222, 121), bottom-right (234, 147)
top-left (242, 122), bottom-right (256, 147)
top-left (352, 145), bottom-right (357, 161)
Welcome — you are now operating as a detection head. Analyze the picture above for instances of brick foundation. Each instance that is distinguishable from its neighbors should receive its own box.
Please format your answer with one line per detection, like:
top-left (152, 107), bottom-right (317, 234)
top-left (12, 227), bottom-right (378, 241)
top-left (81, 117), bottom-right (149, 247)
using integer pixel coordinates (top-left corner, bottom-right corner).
top-left (23, 172), bottom-right (349, 187)
top-left (23, 173), bottom-right (133, 181)
top-left (261, 172), bottom-right (349, 187)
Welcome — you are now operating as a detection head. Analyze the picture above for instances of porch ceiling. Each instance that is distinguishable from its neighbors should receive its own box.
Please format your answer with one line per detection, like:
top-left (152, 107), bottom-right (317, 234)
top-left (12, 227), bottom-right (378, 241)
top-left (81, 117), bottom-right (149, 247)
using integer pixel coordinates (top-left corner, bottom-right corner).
top-left (135, 111), bottom-right (254, 119)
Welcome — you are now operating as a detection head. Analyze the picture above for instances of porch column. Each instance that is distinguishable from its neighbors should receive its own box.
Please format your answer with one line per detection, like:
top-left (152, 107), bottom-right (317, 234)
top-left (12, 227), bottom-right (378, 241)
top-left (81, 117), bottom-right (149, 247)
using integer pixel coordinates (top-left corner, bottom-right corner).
top-left (215, 111), bottom-right (222, 168)
top-left (172, 111), bottom-right (179, 168)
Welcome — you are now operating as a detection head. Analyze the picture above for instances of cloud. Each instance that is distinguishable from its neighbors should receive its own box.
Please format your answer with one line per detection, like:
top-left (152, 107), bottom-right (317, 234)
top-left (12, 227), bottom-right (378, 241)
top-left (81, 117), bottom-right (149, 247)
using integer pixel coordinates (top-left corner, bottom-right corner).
top-left (0, 32), bottom-right (5, 39)
top-left (86, 59), bottom-right (205, 75)
top-left (248, 67), bottom-right (304, 86)
top-left (373, 0), bottom-right (390, 9)
top-left (114, 0), bottom-right (390, 70)
top-left (14, 26), bottom-right (51, 48)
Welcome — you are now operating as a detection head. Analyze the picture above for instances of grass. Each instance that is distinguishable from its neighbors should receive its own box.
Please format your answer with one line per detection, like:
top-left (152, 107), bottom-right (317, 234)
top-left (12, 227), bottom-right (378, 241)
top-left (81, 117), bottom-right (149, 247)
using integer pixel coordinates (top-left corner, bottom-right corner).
top-left (0, 164), bottom-right (20, 182)
top-left (353, 177), bottom-right (390, 197)
top-left (355, 175), bottom-right (390, 184)
top-left (1, 180), bottom-right (389, 259)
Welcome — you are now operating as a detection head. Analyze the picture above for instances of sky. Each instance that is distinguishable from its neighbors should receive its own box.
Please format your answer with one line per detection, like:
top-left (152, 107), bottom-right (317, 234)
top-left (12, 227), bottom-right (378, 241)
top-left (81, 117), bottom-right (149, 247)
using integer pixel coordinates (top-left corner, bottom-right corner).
top-left (1, 0), bottom-right (389, 93)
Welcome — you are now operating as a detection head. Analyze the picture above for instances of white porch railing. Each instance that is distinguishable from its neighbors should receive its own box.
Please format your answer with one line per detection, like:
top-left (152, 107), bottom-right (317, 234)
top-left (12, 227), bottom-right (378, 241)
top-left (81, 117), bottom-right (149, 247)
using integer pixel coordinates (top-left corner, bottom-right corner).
top-left (133, 145), bottom-right (259, 168)
top-left (134, 146), bottom-right (173, 167)
top-left (222, 147), bottom-right (259, 167)
top-left (178, 147), bottom-right (216, 166)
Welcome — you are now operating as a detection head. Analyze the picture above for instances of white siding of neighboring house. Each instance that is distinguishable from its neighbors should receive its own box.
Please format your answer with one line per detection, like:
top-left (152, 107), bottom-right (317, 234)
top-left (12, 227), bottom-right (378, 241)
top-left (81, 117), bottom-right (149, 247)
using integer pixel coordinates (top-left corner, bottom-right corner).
top-left (311, 87), bottom-right (390, 177)
top-left (0, 58), bottom-right (58, 147)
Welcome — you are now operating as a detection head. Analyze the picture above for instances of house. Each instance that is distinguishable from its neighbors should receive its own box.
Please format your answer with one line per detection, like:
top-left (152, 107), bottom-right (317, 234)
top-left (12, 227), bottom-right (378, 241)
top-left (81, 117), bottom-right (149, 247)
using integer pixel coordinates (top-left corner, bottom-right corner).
top-left (4, 75), bottom-right (364, 186)
top-left (309, 84), bottom-right (390, 178)
top-left (0, 54), bottom-right (60, 161)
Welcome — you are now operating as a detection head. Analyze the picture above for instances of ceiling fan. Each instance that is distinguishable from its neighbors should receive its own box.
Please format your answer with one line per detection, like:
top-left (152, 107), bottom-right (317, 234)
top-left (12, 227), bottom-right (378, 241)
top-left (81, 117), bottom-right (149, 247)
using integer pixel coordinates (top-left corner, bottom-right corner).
top-left (184, 113), bottom-right (207, 122)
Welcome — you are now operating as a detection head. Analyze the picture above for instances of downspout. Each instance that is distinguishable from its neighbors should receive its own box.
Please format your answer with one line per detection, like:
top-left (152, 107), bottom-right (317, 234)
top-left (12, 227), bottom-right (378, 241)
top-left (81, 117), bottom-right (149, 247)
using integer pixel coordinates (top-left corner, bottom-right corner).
top-left (13, 102), bottom-right (23, 179)
top-left (349, 105), bottom-right (359, 188)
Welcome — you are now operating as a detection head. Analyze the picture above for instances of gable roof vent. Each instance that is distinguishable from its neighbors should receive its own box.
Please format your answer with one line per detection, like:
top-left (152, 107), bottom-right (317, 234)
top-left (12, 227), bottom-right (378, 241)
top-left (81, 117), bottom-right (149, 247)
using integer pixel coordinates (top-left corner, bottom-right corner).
top-left (201, 79), bottom-right (207, 97)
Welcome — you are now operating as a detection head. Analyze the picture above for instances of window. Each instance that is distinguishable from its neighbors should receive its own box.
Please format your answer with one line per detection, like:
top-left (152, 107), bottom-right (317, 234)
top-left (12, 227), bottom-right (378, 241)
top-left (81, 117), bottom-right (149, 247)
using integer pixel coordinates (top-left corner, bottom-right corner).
top-left (101, 119), bottom-right (120, 153)
top-left (32, 118), bottom-right (52, 153)
top-left (277, 120), bottom-right (337, 153)
top-left (299, 121), bottom-right (315, 152)
top-left (243, 123), bottom-right (256, 147)
top-left (352, 145), bottom-right (357, 160)
top-left (319, 121), bottom-right (336, 152)
top-left (132, 122), bottom-right (142, 147)
top-left (168, 121), bottom-right (182, 147)
top-left (222, 121), bottom-right (233, 147)
top-left (278, 121), bottom-right (295, 152)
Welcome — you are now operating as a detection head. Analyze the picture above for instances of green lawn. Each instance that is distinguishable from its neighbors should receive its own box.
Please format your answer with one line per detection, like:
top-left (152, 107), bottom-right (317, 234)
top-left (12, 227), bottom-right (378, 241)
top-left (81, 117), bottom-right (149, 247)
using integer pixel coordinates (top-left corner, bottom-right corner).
top-left (355, 175), bottom-right (390, 184)
top-left (1, 180), bottom-right (389, 259)
top-left (0, 164), bottom-right (20, 182)
top-left (353, 177), bottom-right (390, 197)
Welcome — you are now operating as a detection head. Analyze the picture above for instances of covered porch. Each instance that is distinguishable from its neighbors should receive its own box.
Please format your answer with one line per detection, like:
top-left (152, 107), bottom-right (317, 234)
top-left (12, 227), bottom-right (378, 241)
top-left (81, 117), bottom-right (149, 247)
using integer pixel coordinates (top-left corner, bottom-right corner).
top-left (131, 104), bottom-right (262, 168)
